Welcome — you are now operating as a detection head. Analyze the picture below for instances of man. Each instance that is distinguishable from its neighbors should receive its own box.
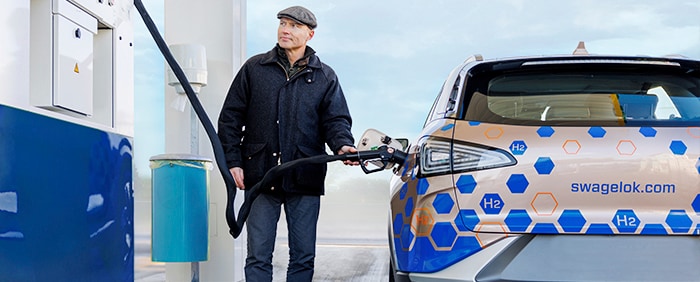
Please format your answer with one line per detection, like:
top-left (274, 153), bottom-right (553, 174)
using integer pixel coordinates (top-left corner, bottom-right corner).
top-left (217, 6), bottom-right (357, 281)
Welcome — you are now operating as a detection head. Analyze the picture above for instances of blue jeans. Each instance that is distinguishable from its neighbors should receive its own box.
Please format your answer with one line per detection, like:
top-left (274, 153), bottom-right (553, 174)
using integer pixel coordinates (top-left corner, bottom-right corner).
top-left (244, 192), bottom-right (320, 282)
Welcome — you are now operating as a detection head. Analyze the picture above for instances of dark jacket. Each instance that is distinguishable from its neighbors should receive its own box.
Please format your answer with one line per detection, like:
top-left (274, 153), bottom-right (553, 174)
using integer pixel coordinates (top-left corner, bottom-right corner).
top-left (217, 45), bottom-right (354, 195)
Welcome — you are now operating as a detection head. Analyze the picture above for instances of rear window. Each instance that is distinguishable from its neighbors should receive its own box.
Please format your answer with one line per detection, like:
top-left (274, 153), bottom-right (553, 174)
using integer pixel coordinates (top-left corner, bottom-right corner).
top-left (464, 70), bottom-right (700, 126)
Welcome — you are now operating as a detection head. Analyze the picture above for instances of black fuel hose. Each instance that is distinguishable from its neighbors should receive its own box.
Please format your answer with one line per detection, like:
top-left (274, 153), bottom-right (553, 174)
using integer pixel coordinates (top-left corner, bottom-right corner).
top-left (133, 0), bottom-right (243, 237)
top-left (235, 148), bottom-right (406, 227)
top-left (133, 1), bottom-right (407, 239)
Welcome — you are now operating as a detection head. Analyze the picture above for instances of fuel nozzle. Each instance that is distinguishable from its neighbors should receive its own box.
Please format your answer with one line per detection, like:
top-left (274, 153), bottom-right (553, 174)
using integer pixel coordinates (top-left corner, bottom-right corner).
top-left (342, 144), bottom-right (407, 174)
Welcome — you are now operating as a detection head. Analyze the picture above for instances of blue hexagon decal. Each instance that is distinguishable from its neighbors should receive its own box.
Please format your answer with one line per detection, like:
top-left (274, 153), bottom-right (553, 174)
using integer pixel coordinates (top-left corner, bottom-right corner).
top-left (639, 127), bottom-right (657, 137)
top-left (588, 127), bottom-right (606, 138)
top-left (506, 174), bottom-right (529, 193)
top-left (456, 209), bottom-right (480, 231)
top-left (665, 209), bottom-right (692, 233)
top-left (441, 124), bottom-right (454, 131)
top-left (417, 178), bottom-right (430, 195)
top-left (696, 158), bottom-right (700, 174)
top-left (400, 224), bottom-right (414, 249)
top-left (404, 197), bottom-right (414, 217)
top-left (399, 183), bottom-right (408, 200)
top-left (480, 193), bottom-right (504, 214)
top-left (669, 140), bottom-right (687, 155)
top-left (586, 223), bottom-right (613, 234)
top-left (453, 236), bottom-right (482, 256)
top-left (558, 209), bottom-right (587, 232)
top-left (641, 224), bottom-right (667, 235)
top-left (537, 126), bottom-right (555, 138)
top-left (504, 209), bottom-right (532, 232)
top-left (393, 214), bottom-right (403, 235)
top-left (534, 157), bottom-right (555, 175)
top-left (432, 193), bottom-right (454, 214)
top-left (468, 121), bottom-right (481, 126)
top-left (531, 223), bottom-right (559, 234)
top-left (692, 194), bottom-right (700, 214)
top-left (431, 222), bottom-right (457, 248)
top-left (412, 237), bottom-right (436, 268)
top-left (612, 209), bottom-right (640, 233)
top-left (456, 175), bottom-right (477, 194)
top-left (509, 140), bottom-right (528, 155)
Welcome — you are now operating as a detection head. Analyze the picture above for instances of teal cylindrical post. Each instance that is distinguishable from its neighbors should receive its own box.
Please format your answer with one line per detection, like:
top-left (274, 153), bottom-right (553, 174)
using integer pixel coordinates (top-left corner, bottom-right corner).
top-left (149, 154), bottom-right (212, 262)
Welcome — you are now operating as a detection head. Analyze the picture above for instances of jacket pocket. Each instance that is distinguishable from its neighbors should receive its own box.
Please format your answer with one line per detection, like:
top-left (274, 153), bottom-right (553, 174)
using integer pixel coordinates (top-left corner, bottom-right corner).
top-left (292, 145), bottom-right (327, 189)
top-left (242, 142), bottom-right (267, 187)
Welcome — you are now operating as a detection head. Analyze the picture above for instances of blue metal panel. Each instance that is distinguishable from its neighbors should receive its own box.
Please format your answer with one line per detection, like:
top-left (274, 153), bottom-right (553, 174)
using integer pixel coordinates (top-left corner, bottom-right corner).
top-left (0, 105), bottom-right (134, 281)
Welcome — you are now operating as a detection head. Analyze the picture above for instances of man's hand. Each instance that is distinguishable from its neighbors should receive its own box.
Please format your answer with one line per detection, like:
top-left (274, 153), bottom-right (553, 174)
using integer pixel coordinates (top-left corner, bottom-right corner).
top-left (338, 145), bottom-right (360, 166)
top-left (229, 167), bottom-right (245, 190)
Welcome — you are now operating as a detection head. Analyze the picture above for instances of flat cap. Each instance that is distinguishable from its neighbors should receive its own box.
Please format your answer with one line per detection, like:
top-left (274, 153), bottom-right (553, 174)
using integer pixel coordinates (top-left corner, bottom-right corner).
top-left (277, 6), bottom-right (317, 29)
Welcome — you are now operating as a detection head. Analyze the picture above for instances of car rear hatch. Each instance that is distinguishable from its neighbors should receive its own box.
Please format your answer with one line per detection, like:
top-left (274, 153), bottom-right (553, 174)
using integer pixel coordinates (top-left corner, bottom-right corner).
top-left (447, 57), bottom-right (700, 235)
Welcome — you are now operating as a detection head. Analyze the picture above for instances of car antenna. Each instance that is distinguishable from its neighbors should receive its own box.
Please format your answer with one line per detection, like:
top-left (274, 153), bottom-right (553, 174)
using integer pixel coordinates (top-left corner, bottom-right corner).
top-left (573, 41), bottom-right (589, 55)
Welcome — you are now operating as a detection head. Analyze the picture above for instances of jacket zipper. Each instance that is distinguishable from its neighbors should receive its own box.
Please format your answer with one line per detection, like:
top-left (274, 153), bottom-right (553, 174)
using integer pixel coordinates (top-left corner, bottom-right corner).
top-left (277, 62), bottom-right (307, 81)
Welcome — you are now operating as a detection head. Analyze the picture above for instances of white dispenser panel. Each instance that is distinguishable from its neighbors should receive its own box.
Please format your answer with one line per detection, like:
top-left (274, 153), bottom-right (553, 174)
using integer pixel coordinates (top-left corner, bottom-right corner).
top-left (52, 1), bottom-right (96, 115)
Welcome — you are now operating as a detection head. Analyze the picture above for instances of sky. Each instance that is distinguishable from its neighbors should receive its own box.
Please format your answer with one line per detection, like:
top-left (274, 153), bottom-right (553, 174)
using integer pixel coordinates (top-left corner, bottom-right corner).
top-left (133, 0), bottom-right (700, 176)
top-left (246, 0), bottom-right (700, 140)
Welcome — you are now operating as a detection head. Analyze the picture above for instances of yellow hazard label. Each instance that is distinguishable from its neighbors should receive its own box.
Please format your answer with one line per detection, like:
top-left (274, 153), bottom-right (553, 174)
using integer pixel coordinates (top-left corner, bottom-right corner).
top-left (74, 63), bottom-right (79, 73)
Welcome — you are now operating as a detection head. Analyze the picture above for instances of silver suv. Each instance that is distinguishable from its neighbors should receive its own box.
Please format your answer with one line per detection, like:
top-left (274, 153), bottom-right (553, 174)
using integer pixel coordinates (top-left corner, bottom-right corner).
top-left (388, 43), bottom-right (700, 282)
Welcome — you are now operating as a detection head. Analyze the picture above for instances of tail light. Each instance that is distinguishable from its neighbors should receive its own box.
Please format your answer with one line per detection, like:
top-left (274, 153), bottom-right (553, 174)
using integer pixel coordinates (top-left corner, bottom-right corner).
top-left (418, 137), bottom-right (517, 177)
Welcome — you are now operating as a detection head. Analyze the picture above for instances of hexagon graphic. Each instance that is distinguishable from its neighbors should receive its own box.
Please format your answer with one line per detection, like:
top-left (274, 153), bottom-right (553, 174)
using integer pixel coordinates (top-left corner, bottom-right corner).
top-left (696, 158), bottom-right (700, 175)
top-left (531, 192), bottom-right (558, 216)
top-left (453, 236), bottom-right (482, 257)
top-left (639, 127), bottom-right (657, 137)
top-left (432, 193), bottom-right (454, 214)
top-left (688, 127), bottom-right (700, 138)
top-left (557, 209), bottom-right (587, 232)
top-left (534, 157), bottom-right (555, 175)
top-left (480, 193), bottom-right (504, 214)
top-left (509, 140), bottom-right (528, 155)
top-left (456, 209), bottom-right (480, 231)
top-left (669, 140), bottom-right (687, 155)
top-left (475, 222), bottom-right (507, 246)
top-left (412, 208), bottom-right (434, 236)
top-left (692, 194), bottom-right (700, 214)
top-left (468, 121), bottom-right (481, 127)
top-left (431, 222), bottom-right (458, 248)
top-left (537, 126), bottom-right (555, 138)
top-left (586, 223), bottom-right (613, 234)
top-left (485, 127), bottom-right (504, 139)
top-left (531, 223), bottom-right (559, 234)
top-left (399, 183), bottom-right (408, 200)
top-left (404, 197), bottom-right (414, 217)
top-left (417, 178), bottom-right (430, 195)
top-left (412, 237), bottom-right (437, 267)
top-left (393, 214), bottom-right (404, 235)
top-left (665, 210), bottom-right (693, 234)
top-left (562, 140), bottom-right (581, 154)
top-left (588, 127), bottom-right (607, 138)
top-left (400, 224), bottom-right (414, 250)
top-left (456, 175), bottom-right (477, 194)
top-left (504, 209), bottom-right (532, 232)
top-left (640, 224), bottom-right (667, 235)
top-left (612, 209), bottom-right (640, 233)
top-left (441, 124), bottom-right (455, 131)
top-left (506, 174), bottom-right (529, 193)
top-left (616, 140), bottom-right (636, 155)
